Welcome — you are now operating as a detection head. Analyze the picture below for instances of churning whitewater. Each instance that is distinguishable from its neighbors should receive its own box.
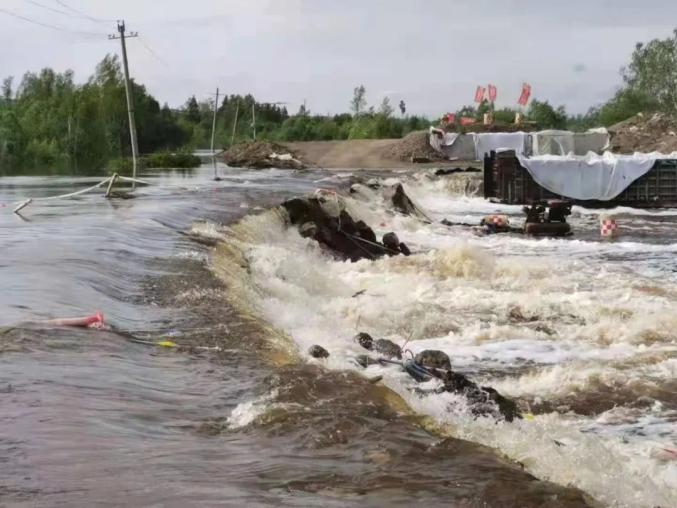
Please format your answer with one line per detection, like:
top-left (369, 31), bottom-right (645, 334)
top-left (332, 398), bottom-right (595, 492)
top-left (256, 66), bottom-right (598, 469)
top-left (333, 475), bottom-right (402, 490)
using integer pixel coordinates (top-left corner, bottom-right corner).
top-left (203, 171), bottom-right (677, 508)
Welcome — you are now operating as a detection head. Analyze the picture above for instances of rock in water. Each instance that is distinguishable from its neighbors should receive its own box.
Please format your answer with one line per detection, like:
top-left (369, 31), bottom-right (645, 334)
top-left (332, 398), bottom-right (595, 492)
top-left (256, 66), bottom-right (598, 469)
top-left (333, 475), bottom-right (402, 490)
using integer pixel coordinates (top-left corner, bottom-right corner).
top-left (439, 370), bottom-right (521, 422)
top-left (374, 339), bottom-right (402, 359)
top-left (415, 350), bottom-right (452, 371)
top-left (354, 332), bottom-right (374, 350)
top-left (383, 183), bottom-right (428, 220)
top-left (382, 232), bottom-right (400, 251)
top-left (282, 197), bottom-right (405, 262)
top-left (308, 345), bottom-right (330, 358)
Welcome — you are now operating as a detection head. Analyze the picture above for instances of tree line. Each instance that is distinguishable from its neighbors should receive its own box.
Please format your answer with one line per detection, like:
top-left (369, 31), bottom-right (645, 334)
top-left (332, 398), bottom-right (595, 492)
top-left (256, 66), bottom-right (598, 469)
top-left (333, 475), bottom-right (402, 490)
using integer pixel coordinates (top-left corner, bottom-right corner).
top-left (1, 28), bottom-right (675, 173)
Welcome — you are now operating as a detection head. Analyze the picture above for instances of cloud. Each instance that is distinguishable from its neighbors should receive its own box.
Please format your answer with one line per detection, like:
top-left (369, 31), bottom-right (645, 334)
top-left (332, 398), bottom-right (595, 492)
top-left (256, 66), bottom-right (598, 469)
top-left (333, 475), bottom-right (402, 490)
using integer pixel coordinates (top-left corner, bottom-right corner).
top-left (1, 0), bottom-right (676, 115)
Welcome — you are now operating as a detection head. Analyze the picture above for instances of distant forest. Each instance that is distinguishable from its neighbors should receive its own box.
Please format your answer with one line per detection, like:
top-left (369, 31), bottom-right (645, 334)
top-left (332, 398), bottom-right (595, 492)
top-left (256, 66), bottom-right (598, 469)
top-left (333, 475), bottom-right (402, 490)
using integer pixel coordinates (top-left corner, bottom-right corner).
top-left (1, 29), bottom-right (674, 172)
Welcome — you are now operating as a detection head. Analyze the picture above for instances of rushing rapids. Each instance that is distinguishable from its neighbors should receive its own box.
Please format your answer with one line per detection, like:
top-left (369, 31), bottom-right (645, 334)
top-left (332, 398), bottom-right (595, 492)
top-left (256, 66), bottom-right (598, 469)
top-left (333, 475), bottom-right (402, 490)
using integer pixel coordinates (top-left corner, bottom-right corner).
top-left (1, 166), bottom-right (675, 507)
top-left (206, 170), bottom-right (677, 508)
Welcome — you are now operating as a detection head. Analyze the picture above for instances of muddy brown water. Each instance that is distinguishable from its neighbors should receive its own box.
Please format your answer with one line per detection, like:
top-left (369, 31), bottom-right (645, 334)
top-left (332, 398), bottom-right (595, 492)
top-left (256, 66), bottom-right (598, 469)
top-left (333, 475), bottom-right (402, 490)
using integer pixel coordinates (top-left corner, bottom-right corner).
top-left (1, 166), bottom-right (597, 507)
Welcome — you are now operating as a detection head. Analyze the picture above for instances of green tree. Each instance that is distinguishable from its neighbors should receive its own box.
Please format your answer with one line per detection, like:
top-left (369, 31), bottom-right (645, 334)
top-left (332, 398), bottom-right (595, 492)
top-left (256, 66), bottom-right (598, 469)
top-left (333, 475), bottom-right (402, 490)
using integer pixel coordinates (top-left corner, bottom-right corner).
top-left (379, 96), bottom-right (394, 118)
top-left (1, 77), bottom-right (12, 102)
top-left (184, 96), bottom-right (201, 123)
top-left (351, 85), bottom-right (367, 117)
top-left (623, 29), bottom-right (677, 114)
top-left (527, 99), bottom-right (567, 129)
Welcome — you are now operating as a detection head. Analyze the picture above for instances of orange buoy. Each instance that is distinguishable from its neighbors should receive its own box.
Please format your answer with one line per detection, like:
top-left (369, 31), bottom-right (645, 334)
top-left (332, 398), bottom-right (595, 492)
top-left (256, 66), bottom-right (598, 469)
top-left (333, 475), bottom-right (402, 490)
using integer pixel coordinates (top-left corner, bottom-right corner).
top-left (600, 216), bottom-right (618, 239)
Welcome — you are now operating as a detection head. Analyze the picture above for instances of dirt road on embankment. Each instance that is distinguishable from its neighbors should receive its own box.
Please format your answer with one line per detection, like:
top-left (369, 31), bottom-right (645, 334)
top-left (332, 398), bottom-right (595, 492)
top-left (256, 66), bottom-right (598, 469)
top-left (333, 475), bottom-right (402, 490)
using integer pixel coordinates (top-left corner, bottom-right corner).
top-left (285, 139), bottom-right (402, 169)
top-left (286, 139), bottom-right (470, 169)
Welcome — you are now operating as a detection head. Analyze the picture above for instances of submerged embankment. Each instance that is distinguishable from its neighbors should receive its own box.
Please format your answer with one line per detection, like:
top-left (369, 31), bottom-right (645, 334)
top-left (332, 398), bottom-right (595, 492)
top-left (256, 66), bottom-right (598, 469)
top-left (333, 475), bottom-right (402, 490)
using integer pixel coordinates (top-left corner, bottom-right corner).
top-left (2, 166), bottom-right (600, 508)
top-left (202, 170), bottom-right (677, 508)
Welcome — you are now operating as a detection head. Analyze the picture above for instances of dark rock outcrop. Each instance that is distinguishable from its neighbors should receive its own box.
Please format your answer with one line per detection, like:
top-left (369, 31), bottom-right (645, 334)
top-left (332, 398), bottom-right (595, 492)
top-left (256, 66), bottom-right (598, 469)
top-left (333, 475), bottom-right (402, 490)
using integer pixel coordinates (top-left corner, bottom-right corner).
top-left (383, 183), bottom-right (428, 220)
top-left (415, 349), bottom-right (452, 371)
top-left (282, 197), bottom-right (410, 262)
top-left (354, 332), bottom-right (402, 359)
top-left (308, 345), bottom-right (330, 358)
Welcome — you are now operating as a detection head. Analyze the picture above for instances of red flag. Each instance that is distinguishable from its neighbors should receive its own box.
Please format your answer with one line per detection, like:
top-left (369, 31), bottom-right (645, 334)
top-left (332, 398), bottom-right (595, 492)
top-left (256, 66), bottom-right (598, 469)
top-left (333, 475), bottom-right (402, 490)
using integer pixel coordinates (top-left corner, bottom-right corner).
top-left (518, 83), bottom-right (531, 106)
top-left (445, 112), bottom-right (456, 123)
top-left (474, 86), bottom-right (486, 103)
top-left (487, 84), bottom-right (497, 102)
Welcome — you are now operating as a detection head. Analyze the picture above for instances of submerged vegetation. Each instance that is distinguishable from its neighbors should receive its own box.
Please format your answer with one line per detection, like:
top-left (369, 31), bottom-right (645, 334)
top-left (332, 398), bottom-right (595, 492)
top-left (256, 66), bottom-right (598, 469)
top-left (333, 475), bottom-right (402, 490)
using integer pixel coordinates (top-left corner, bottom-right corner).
top-left (0, 29), bottom-right (675, 174)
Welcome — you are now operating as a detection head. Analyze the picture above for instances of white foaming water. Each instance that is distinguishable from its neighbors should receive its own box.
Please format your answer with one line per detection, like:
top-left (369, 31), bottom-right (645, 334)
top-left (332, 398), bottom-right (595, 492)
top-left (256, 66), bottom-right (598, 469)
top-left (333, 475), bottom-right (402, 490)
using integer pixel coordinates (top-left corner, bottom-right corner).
top-left (216, 174), bottom-right (677, 507)
top-left (227, 390), bottom-right (280, 429)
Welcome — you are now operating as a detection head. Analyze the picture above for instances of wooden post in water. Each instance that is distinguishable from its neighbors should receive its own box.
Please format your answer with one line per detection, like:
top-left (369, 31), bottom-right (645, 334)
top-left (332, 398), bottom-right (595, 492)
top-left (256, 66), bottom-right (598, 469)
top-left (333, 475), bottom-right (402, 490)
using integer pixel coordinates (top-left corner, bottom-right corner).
top-left (210, 87), bottom-right (220, 180)
top-left (230, 101), bottom-right (240, 147)
top-left (252, 103), bottom-right (256, 141)
top-left (109, 21), bottom-right (139, 190)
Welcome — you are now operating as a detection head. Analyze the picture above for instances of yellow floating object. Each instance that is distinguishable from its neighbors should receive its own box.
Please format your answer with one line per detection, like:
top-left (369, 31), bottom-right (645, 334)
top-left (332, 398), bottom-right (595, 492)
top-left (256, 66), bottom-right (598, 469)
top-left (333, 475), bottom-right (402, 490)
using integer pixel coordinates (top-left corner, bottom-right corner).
top-left (156, 340), bottom-right (178, 348)
top-left (523, 413), bottom-right (535, 421)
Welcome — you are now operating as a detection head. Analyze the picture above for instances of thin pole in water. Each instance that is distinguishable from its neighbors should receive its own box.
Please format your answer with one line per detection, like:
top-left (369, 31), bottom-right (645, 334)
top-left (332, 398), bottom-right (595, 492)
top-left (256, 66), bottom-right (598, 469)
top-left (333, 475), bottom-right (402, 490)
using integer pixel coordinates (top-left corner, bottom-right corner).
top-left (109, 20), bottom-right (139, 190)
top-left (230, 100), bottom-right (239, 147)
top-left (210, 87), bottom-right (219, 179)
top-left (252, 103), bottom-right (256, 141)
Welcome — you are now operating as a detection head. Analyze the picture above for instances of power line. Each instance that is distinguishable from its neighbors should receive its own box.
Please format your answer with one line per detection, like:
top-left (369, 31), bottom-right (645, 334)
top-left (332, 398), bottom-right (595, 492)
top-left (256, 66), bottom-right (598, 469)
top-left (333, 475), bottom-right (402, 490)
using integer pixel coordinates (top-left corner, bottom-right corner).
top-left (55, 0), bottom-right (116, 25)
top-left (0, 7), bottom-right (103, 37)
top-left (25, 0), bottom-right (72, 17)
top-left (136, 36), bottom-right (169, 66)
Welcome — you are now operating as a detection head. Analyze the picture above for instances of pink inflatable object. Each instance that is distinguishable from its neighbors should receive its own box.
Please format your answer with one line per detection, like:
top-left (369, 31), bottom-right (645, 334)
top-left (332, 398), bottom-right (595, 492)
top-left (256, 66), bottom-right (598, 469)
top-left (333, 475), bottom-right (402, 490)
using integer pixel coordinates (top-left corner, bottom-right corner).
top-left (45, 311), bottom-right (105, 329)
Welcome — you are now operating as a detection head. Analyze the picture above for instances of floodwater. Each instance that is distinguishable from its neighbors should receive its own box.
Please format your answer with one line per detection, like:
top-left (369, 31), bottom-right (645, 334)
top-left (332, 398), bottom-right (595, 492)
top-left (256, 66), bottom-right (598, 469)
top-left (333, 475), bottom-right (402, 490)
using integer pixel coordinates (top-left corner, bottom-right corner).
top-left (0, 165), bottom-right (675, 507)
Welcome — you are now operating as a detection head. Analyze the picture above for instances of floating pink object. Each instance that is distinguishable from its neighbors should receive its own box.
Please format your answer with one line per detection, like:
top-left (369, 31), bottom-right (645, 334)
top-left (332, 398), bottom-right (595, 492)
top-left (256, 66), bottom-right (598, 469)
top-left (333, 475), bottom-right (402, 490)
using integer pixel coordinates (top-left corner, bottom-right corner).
top-left (44, 311), bottom-right (105, 329)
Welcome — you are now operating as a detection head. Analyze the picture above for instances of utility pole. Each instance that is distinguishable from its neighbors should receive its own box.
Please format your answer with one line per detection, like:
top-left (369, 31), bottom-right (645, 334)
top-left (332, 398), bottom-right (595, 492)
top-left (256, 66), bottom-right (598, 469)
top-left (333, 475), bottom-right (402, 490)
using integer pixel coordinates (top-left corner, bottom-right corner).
top-left (210, 87), bottom-right (220, 180)
top-left (109, 20), bottom-right (139, 190)
top-left (230, 100), bottom-right (240, 147)
top-left (251, 103), bottom-right (256, 141)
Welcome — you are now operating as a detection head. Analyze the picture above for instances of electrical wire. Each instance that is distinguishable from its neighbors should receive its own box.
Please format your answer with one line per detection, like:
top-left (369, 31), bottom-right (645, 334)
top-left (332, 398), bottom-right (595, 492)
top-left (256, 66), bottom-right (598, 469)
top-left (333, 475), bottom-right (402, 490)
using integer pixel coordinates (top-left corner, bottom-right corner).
top-left (55, 0), bottom-right (116, 25)
top-left (0, 6), bottom-right (103, 37)
top-left (25, 0), bottom-right (72, 16)
top-left (136, 36), bottom-right (169, 66)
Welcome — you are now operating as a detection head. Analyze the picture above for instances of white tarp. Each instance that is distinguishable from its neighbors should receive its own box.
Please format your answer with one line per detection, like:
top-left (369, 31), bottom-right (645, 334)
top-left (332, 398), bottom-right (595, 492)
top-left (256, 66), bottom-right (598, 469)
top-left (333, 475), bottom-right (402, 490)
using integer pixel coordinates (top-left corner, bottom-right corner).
top-left (446, 134), bottom-right (477, 159)
top-left (516, 152), bottom-right (671, 201)
top-left (474, 132), bottom-right (528, 159)
top-left (532, 130), bottom-right (575, 155)
top-left (573, 129), bottom-right (610, 155)
top-left (429, 129), bottom-right (459, 153)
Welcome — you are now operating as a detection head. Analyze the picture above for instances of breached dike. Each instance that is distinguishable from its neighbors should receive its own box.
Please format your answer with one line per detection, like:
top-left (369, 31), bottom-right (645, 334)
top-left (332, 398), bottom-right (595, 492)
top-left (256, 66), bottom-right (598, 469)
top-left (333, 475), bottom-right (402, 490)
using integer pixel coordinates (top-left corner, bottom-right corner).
top-left (202, 171), bottom-right (677, 507)
top-left (282, 194), bottom-right (411, 261)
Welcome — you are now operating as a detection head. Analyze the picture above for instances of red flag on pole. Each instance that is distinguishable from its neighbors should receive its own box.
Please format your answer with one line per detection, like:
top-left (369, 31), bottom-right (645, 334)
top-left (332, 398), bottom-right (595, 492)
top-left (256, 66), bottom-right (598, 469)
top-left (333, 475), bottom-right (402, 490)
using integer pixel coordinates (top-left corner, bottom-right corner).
top-left (487, 84), bottom-right (497, 102)
top-left (518, 83), bottom-right (531, 106)
top-left (474, 86), bottom-right (486, 103)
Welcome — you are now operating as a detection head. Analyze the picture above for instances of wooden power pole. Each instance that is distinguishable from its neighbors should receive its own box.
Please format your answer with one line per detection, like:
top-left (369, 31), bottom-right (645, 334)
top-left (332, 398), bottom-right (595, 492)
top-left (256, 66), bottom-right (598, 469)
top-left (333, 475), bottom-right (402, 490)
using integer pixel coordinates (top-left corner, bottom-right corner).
top-left (251, 103), bottom-right (256, 141)
top-left (109, 21), bottom-right (139, 189)
top-left (230, 100), bottom-right (240, 147)
top-left (210, 87), bottom-right (220, 180)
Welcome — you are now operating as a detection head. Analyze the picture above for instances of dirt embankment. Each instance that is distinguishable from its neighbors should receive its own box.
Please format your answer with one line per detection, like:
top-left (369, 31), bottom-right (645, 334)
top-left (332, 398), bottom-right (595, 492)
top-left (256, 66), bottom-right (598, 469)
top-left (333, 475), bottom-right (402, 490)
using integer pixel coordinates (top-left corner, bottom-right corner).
top-left (288, 131), bottom-right (464, 169)
top-left (609, 113), bottom-right (677, 154)
top-left (286, 139), bottom-right (403, 168)
top-left (227, 131), bottom-right (474, 170)
top-left (223, 141), bottom-right (306, 169)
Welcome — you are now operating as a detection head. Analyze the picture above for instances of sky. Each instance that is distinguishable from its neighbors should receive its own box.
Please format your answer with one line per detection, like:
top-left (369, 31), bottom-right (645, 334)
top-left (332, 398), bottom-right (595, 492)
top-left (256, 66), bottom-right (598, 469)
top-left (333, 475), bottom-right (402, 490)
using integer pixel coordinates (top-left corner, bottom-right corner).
top-left (1, 0), bottom-right (676, 117)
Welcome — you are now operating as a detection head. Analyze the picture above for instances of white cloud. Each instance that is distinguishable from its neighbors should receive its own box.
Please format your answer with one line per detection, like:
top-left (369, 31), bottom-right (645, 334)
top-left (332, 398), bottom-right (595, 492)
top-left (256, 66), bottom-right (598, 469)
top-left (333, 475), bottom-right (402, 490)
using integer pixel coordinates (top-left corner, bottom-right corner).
top-left (0, 0), bottom-right (675, 115)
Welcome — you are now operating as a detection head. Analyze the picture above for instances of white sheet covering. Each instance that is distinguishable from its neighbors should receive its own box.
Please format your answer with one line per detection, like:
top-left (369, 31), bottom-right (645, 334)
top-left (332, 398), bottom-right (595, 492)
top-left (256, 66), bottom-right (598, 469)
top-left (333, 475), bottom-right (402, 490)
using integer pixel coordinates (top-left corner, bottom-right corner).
top-left (532, 130), bottom-right (575, 156)
top-left (474, 132), bottom-right (527, 159)
top-left (516, 152), bottom-right (673, 201)
top-left (429, 129), bottom-right (459, 153)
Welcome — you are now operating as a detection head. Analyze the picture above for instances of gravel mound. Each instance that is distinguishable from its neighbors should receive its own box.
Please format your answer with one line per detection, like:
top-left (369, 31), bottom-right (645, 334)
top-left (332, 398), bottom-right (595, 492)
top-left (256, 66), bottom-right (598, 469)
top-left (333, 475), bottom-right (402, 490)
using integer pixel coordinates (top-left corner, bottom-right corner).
top-left (223, 141), bottom-right (306, 169)
top-left (609, 113), bottom-right (677, 154)
top-left (382, 131), bottom-right (445, 162)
